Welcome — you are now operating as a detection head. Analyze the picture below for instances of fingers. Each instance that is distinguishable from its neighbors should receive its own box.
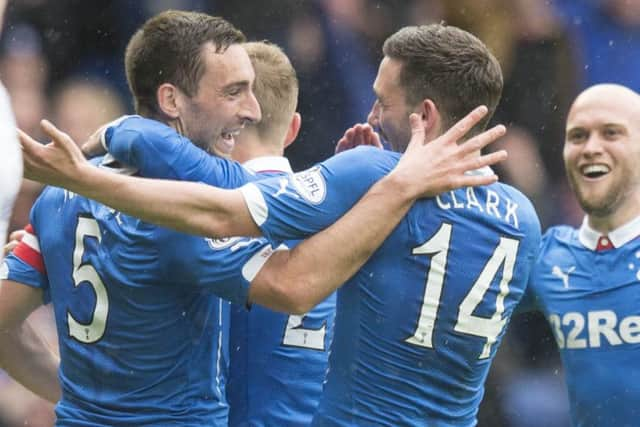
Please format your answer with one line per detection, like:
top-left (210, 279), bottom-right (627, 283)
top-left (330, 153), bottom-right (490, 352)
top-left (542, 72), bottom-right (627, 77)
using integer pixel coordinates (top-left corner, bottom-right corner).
top-left (8, 229), bottom-right (26, 242)
top-left (440, 105), bottom-right (488, 144)
top-left (40, 120), bottom-right (75, 150)
top-left (2, 229), bottom-right (24, 257)
top-left (335, 137), bottom-right (349, 154)
top-left (408, 113), bottom-right (425, 137)
top-left (81, 124), bottom-right (108, 158)
top-left (454, 174), bottom-right (499, 189)
top-left (369, 130), bottom-right (383, 149)
top-left (17, 128), bottom-right (42, 154)
top-left (405, 113), bottom-right (427, 151)
top-left (459, 124), bottom-right (507, 156)
top-left (336, 124), bottom-right (382, 153)
top-left (3, 240), bottom-right (19, 257)
top-left (470, 150), bottom-right (508, 170)
top-left (360, 125), bottom-right (383, 148)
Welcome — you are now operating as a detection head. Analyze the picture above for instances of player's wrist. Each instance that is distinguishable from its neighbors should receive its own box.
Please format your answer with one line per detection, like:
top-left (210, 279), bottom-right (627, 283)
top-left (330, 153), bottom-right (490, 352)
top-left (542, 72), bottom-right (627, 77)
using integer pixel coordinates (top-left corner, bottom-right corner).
top-left (377, 171), bottom-right (420, 203)
top-left (69, 162), bottom-right (102, 196)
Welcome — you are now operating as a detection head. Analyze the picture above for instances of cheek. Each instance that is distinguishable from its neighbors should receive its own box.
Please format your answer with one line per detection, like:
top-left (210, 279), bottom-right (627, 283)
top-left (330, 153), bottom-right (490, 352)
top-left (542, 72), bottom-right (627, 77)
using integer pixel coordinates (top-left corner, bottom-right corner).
top-left (563, 145), bottom-right (577, 168)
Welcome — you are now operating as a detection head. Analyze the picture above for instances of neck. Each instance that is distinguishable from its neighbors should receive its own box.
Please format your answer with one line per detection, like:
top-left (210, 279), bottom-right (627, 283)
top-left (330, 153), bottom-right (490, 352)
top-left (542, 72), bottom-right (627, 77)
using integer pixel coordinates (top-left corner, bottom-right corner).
top-left (233, 133), bottom-right (283, 163)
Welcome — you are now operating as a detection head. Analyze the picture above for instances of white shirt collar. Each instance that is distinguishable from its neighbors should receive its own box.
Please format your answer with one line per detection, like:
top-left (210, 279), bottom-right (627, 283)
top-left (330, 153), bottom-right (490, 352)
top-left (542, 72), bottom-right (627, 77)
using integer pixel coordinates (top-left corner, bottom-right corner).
top-left (578, 214), bottom-right (640, 250)
top-left (465, 166), bottom-right (494, 177)
top-left (242, 156), bottom-right (293, 174)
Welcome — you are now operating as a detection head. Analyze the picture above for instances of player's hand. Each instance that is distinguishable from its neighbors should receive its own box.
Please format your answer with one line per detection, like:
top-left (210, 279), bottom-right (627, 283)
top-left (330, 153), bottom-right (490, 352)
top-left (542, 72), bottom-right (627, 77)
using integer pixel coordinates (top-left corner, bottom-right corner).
top-left (3, 229), bottom-right (26, 257)
top-left (19, 120), bottom-right (92, 188)
top-left (81, 123), bottom-right (110, 158)
top-left (335, 123), bottom-right (383, 153)
top-left (389, 106), bottom-right (507, 199)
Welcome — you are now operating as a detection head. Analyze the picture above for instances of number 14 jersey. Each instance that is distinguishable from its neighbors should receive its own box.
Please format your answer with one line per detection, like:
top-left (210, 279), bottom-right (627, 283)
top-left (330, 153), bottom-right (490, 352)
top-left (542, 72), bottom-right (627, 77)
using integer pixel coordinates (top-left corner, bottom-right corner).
top-left (239, 146), bottom-right (542, 426)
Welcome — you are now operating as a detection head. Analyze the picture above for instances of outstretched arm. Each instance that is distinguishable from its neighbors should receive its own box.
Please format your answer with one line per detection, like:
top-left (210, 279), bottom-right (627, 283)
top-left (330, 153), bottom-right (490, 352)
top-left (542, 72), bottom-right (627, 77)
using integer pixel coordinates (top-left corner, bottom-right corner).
top-left (21, 122), bottom-right (259, 237)
top-left (20, 106), bottom-right (505, 241)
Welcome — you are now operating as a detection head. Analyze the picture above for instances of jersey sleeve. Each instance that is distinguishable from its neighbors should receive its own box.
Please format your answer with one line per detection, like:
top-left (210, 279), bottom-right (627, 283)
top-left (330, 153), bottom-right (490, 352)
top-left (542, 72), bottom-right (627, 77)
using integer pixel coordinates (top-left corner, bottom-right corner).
top-left (239, 146), bottom-right (398, 244)
top-left (516, 227), bottom-right (552, 314)
top-left (1, 224), bottom-right (51, 304)
top-left (156, 228), bottom-right (282, 306)
top-left (104, 116), bottom-right (255, 188)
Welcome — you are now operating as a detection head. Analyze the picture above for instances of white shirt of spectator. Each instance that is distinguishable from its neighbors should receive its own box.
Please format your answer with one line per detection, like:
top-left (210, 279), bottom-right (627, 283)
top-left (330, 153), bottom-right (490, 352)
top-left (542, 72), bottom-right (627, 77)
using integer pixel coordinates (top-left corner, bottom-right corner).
top-left (0, 82), bottom-right (22, 262)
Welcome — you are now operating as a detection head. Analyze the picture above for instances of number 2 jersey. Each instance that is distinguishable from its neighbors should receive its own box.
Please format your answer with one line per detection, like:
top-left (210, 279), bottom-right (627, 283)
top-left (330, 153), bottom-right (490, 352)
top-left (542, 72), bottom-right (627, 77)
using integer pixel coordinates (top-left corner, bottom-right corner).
top-left (239, 146), bottom-right (541, 426)
top-left (522, 218), bottom-right (640, 427)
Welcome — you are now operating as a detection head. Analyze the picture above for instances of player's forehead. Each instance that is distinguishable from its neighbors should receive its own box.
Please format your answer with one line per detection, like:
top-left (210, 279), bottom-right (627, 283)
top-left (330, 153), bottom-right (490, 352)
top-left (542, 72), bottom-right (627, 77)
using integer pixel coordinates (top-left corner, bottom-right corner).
top-left (200, 42), bottom-right (255, 88)
top-left (373, 57), bottom-right (403, 99)
top-left (567, 85), bottom-right (640, 131)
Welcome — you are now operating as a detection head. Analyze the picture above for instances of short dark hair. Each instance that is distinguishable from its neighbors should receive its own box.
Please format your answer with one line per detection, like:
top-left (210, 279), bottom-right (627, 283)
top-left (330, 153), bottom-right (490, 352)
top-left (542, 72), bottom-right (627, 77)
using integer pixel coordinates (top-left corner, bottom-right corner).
top-left (383, 24), bottom-right (503, 137)
top-left (125, 10), bottom-right (245, 116)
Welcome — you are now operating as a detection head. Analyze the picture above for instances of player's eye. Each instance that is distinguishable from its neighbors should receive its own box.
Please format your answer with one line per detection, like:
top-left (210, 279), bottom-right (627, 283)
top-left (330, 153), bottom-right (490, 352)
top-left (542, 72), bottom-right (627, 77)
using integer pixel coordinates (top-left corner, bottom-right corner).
top-left (225, 85), bottom-right (243, 97)
top-left (566, 130), bottom-right (587, 143)
top-left (602, 127), bottom-right (623, 140)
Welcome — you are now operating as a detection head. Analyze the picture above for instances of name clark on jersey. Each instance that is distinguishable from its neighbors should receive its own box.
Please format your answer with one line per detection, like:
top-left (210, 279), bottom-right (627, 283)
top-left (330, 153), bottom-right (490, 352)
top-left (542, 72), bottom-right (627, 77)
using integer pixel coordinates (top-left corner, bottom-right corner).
top-left (435, 187), bottom-right (520, 229)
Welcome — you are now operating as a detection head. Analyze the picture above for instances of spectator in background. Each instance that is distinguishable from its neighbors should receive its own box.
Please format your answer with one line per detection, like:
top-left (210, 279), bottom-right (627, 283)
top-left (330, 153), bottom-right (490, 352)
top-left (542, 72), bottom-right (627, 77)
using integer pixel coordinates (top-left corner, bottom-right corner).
top-left (555, 0), bottom-right (640, 91)
top-left (51, 78), bottom-right (126, 145)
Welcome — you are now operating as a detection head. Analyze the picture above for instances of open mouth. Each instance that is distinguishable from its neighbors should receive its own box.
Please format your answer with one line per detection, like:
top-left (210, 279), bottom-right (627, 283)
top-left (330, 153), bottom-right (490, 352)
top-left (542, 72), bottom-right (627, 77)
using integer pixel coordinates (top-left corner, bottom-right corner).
top-left (580, 164), bottom-right (610, 179)
top-left (216, 129), bottom-right (242, 153)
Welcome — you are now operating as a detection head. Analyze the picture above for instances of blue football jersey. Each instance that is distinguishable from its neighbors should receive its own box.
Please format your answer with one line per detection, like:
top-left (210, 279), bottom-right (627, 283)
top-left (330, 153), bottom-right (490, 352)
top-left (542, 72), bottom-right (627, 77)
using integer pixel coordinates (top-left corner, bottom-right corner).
top-left (104, 115), bottom-right (255, 187)
top-left (1, 156), bottom-right (277, 426)
top-left (104, 118), bottom-right (337, 426)
top-left (240, 146), bottom-right (542, 426)
top-left (228, 267), bottom-right (336, 427)
top-left (524, 219), bottom-right (640, 427)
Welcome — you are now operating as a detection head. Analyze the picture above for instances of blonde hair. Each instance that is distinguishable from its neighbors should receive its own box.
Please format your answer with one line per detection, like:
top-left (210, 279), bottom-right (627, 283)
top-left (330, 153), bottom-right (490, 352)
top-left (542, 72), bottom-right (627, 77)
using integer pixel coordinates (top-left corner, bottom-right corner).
top-left (243, 41), bottom-right (298, 145)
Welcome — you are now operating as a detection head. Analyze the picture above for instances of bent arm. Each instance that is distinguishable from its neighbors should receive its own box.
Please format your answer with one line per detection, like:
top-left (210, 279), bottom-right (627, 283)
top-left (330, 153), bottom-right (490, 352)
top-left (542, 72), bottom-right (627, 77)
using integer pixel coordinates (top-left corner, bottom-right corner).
top-left (0, 280), bottom-right (61, 403)
top-left (104, 117), bottom-right (253, 187)
top-left (249, 174), bottom-right (414, 313)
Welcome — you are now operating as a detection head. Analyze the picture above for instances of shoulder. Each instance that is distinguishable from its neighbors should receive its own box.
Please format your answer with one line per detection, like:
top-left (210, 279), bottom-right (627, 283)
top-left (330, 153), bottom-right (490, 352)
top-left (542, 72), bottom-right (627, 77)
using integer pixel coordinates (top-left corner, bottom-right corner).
top-left (498, 182), bottom-right (540, 224)
top-left (540, 225), bottom-right (578, 252)
top-left (107, 116), bottom-right (184, 147)
top-left (320, 147), bottom-right (399, 179)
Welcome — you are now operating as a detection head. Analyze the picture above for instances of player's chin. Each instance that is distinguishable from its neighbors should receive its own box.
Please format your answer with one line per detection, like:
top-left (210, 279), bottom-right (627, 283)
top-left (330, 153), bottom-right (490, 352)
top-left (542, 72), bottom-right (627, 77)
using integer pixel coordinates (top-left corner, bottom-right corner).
top-left (210, 139), bottom-right (235, 159)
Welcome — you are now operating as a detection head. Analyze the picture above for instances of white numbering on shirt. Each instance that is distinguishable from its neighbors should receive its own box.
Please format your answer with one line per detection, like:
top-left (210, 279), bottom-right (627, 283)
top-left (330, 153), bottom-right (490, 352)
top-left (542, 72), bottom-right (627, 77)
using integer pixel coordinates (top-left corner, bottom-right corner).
top-left (67, 216), bottom-right (109, 343)
top-left (405, 223), bottom-right (519, 359)
top-left (282, 314), bottom-right (326, 350)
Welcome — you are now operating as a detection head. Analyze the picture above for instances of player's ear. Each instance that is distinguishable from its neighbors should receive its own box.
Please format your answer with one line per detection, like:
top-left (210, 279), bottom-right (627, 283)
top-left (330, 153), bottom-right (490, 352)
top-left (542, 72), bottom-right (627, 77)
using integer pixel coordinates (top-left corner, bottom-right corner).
top-left (283, 112), bottom-right (301, 149)
top-left (156, 83), bottom-right (181, 120)
top-left (420, 99), bottom-right (441, 137)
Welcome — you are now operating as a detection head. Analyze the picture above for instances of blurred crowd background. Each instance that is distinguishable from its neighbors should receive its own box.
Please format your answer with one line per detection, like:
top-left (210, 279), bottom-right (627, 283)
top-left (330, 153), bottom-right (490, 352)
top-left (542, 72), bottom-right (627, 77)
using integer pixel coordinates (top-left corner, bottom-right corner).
top-left (2, 0), bottom-right (639, 425)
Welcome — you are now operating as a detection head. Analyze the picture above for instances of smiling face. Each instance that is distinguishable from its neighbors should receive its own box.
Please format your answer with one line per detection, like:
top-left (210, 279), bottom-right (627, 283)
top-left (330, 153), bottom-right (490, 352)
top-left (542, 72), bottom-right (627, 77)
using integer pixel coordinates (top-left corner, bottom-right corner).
top-left (178, 43), bottom-right (261, 157)
top-left (367, 57), bottom-right (416, 153)
top-left (564, 84), bottom-right (640, 225)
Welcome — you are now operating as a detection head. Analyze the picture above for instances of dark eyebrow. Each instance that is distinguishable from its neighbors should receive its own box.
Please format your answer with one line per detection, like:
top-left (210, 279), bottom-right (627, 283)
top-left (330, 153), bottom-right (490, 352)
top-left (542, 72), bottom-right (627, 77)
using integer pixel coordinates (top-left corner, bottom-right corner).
top-left (565, 126), bottom-right (586, 137)
top-left (223, 80), bottom-right (250, 92)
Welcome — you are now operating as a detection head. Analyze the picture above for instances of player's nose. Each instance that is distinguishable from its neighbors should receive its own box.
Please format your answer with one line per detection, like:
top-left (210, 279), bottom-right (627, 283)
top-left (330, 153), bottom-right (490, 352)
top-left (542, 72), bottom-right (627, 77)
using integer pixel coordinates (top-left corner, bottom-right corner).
top-left (367, 101), bottom-right (380, 128)
top-left (582, 134), bottom-right (604, 156)
top-left (242, 90), bottom-right (261, 124)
